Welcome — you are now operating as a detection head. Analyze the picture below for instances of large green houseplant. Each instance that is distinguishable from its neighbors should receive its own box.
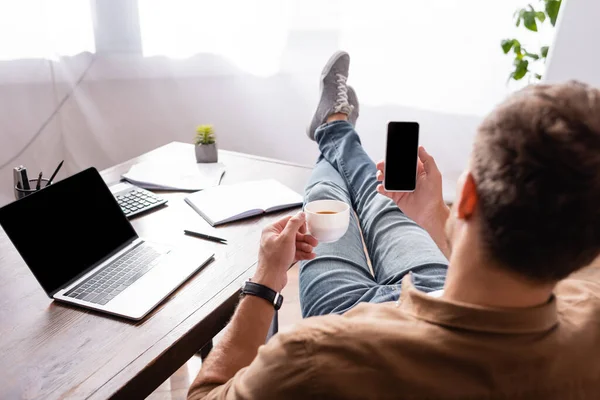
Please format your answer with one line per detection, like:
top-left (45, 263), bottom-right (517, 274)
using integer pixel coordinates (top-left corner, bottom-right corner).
top-left (501, 0), bottom-right (562, 82)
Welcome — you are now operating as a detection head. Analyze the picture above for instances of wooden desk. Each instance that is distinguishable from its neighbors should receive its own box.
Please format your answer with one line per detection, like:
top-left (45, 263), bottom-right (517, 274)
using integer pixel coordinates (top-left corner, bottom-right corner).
top-left (0, 142), bottom-right (312, 399)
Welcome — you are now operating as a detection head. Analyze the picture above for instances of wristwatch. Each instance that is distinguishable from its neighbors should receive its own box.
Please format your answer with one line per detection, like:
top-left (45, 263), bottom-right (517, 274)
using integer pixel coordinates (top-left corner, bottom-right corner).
top-left (241, 279), bottom-right (284, 310)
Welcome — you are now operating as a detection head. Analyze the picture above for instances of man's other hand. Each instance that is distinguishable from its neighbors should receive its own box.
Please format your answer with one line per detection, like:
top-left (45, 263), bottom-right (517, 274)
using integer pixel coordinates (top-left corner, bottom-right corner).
top-left (376, 146), bottom-right (449, 231)
top-left (254, 212), bottom-right (318, 292)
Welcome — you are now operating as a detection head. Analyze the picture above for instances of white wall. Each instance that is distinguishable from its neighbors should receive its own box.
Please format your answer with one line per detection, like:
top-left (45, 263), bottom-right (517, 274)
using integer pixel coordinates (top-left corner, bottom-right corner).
top-left (544, 0), bottom-right (599, 85)
top-left (0, 55), bottom-right (91, 206)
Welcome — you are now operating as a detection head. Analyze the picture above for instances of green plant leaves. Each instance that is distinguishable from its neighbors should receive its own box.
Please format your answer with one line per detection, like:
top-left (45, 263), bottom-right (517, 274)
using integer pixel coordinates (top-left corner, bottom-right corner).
top-left (514, 8), bottom-right (541, 31)
top-left (524, 52), bottom-right (540, 60)
top-left (545, 0), bottom-right (561, 26)
top-left (195, 124), bottom-right (216, 145)
top-left (511, 59), bottom-right (529, 80)
top-left (523, 11), bottom-right (538, 31)
top-left (513, 40), bottom-right (522, 56)
top-left (504, 0), bottom-right (561, 83)
top-left (502, 39), bottom-right (515, 54)
top-left (515, 9), bottom-right (523, 27)
top-left (501, 39), bottom-right (513, 54)
top-left (536, 11), bottom-right (546, 22)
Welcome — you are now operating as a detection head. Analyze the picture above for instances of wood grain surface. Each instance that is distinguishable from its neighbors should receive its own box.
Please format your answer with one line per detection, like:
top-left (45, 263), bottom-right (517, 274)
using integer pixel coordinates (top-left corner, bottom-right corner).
top-left (0, 142), bottom-right (312, 399)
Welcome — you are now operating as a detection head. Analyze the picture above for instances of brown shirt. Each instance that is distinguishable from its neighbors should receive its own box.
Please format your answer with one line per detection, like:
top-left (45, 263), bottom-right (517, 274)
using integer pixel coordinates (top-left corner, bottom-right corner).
top-left (188, 264), bottom-right (600, 399)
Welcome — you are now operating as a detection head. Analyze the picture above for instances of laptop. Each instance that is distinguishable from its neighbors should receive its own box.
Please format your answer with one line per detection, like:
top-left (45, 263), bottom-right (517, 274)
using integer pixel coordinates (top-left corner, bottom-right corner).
top-left (0, 167), bottom-right (214, 320)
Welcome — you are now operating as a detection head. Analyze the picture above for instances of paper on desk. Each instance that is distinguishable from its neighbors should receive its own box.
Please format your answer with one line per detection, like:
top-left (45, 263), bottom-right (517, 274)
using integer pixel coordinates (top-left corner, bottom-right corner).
top-left (122, 161), bottom-right (226, 191)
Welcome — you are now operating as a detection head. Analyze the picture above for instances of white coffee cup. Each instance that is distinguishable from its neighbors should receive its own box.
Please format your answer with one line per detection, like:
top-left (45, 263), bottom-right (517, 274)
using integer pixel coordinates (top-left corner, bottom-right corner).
top-left (305, 200), bottom-right (350, 243)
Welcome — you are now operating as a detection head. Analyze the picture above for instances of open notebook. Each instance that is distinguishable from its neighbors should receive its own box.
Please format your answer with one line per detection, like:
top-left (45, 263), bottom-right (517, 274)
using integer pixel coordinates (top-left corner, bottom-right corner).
top-left (185, 179), bottom-right (303, 226)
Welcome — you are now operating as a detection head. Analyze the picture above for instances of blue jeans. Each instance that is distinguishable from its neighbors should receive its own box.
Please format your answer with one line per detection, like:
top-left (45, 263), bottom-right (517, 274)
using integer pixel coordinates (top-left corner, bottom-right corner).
top-left (300, 121), bottom-right (448, 317)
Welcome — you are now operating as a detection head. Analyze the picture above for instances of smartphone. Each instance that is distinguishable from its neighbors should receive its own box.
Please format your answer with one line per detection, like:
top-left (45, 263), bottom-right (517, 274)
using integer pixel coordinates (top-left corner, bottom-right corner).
top-left (384, 121), bottom-right (419, 192)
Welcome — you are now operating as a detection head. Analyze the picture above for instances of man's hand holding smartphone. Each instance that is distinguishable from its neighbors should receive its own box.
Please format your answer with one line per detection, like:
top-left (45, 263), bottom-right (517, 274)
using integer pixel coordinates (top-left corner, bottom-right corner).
top-left (376, 147), bottom-right (451, 258)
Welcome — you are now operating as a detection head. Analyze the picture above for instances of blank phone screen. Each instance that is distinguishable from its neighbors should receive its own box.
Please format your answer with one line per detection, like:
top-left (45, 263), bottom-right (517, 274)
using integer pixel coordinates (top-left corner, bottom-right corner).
top-left (385, 122), bottom-right (419, 191)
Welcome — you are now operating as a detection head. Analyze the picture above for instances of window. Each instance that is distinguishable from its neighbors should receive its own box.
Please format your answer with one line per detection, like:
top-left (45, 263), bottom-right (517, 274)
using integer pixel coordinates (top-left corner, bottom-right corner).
top-left (137, 0), bottom-right (557, 115)
top-left (0, 0), bottom-right (94, 60)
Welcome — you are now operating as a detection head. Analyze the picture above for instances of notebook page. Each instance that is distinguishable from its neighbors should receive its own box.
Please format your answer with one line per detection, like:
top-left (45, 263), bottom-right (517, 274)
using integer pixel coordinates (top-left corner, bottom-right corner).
top-left (185, 181), bottom-right (266, 224)
top-left (258, 180), bottom-right (303, 212)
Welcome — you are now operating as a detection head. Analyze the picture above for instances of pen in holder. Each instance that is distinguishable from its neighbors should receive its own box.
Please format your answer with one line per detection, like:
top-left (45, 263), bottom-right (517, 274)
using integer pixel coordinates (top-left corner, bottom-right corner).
top-left (14, 179), bottom-right (51, 200)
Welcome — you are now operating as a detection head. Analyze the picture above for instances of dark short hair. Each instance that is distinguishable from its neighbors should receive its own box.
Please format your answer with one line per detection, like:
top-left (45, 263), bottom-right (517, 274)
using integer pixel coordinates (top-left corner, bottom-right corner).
top-left (472, 81), bottom-right (600, 282)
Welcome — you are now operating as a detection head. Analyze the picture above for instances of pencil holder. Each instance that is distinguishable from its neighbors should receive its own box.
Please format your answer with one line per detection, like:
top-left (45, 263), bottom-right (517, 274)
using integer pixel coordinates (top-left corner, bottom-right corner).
top-left (14, 179), bottom-right (51, 200)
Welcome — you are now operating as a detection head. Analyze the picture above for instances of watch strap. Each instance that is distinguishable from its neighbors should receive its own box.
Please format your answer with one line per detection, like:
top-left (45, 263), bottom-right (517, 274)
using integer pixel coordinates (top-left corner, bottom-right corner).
top-left (241, 281), bottom-right (283, 310)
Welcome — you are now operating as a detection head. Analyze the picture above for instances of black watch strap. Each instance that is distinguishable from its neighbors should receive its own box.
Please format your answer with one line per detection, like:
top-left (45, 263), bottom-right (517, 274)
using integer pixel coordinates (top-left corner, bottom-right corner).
top-left (241, 281), bottom-right (283, 310)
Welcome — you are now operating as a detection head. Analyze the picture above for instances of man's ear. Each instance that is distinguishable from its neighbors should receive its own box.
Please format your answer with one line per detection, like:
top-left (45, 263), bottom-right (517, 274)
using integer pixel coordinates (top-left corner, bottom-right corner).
top-left (457, 172), bottom-right (478, 219)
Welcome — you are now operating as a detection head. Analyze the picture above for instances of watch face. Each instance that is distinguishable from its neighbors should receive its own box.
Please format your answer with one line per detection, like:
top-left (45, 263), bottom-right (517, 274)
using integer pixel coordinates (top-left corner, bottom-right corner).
top-left (241, 278), bottom-right (251, 292)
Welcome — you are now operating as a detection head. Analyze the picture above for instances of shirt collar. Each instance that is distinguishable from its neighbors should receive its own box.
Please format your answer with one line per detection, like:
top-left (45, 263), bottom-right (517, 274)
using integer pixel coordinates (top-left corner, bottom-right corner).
top-left (398, 274), bottom-right (558, 334)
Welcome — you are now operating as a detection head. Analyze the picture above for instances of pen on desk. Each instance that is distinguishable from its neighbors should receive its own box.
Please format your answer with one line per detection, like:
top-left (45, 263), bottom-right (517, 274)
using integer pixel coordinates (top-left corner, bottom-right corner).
top-left (46, 160), bottom-right (64, 187)
top-left (184, 229), bottom-right (227, 244)
top-left (35, 172), bottom-right (43, 190)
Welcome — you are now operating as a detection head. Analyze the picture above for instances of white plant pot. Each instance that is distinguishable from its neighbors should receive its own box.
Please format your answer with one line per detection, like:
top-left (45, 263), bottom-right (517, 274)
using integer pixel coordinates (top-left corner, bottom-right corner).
top-left (195, 143), bottom-right (218, 163)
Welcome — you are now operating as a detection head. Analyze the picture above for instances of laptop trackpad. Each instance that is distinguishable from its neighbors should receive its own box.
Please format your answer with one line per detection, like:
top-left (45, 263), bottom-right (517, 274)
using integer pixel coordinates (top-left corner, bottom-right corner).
top-left (104, 248), bottom-right (213, 319)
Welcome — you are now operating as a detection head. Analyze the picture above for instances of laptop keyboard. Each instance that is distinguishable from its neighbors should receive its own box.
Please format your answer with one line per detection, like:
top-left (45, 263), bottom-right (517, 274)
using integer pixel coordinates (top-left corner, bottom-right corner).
top-left (65, 244), bottom-right (161, 306)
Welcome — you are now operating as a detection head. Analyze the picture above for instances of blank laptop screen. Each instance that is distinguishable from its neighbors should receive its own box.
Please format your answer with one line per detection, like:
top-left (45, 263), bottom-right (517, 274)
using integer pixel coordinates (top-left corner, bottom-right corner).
top-left (0, 167), bottom-right (137, 295)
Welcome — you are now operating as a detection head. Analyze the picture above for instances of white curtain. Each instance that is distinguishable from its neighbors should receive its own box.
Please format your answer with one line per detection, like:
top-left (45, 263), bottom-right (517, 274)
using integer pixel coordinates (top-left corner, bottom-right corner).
top-left (0, 0), bottom-right (558, 206)
top-left (0, 0), bottom-right (94, 60)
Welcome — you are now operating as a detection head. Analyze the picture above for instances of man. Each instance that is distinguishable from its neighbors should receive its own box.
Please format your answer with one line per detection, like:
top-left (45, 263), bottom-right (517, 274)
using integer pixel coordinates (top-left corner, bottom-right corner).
top-left (188, 52), bottom-right (600, 399)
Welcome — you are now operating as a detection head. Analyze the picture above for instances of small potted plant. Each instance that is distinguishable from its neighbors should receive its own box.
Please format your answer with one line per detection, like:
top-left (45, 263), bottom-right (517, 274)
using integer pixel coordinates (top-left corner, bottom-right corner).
top-left (194, 124), bottom-right (218, 163)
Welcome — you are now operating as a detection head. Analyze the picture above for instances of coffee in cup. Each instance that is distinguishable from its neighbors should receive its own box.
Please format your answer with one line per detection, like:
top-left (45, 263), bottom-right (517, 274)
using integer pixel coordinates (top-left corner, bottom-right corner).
top-left (305, 200), bottom-right (350, 243)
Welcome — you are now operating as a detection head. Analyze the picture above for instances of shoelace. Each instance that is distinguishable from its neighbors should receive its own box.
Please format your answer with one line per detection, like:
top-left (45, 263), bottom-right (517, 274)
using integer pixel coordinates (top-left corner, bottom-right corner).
top-left (334, 73), bottom-right (354, 115)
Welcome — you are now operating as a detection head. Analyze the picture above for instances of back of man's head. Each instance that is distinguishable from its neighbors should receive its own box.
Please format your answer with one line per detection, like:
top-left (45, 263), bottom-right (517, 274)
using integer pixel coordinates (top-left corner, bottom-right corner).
top-left (472, 81), bottom-right (600, 282)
